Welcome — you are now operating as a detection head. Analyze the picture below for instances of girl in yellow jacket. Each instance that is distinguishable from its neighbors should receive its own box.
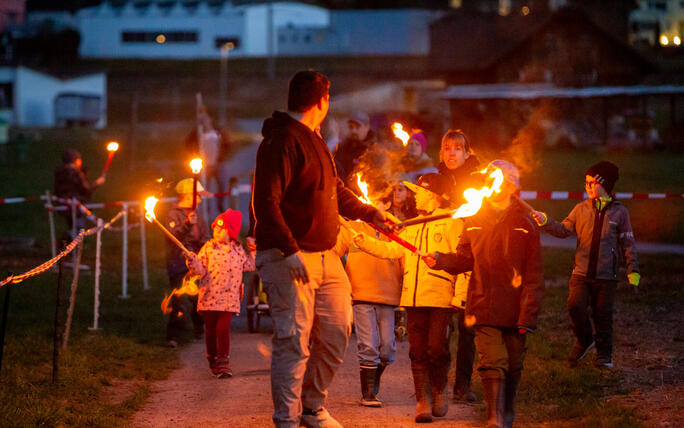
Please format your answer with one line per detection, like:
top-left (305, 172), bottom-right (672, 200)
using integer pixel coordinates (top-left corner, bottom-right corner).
top-left (353, 173), bottom-right (469, 423)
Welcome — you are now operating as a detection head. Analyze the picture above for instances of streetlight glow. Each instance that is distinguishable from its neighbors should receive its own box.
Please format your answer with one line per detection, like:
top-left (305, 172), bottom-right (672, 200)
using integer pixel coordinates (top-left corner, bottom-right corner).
top-left (660, 35), bottom-right (669, 46)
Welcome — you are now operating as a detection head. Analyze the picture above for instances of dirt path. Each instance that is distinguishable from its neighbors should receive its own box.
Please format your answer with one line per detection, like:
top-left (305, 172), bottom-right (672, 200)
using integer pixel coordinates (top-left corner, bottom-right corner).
top-left (132, 316), bottom-right (480, 428)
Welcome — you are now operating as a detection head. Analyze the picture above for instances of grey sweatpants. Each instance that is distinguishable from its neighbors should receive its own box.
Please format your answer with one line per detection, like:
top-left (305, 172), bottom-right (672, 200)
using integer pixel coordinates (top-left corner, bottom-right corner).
top-left (256, 248), bottom-right (352, 428)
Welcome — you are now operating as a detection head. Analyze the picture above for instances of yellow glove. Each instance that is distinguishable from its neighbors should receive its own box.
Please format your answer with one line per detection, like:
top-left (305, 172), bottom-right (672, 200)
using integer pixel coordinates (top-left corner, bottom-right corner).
top-left (627, 272), bottom-right (640, 287)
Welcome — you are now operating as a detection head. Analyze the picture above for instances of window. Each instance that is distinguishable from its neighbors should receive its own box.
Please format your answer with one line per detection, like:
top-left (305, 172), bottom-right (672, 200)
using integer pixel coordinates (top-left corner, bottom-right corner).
top-left (215, 37), bottom-right (240, 49)
top-left (121, 31), bottom-right (198, 43)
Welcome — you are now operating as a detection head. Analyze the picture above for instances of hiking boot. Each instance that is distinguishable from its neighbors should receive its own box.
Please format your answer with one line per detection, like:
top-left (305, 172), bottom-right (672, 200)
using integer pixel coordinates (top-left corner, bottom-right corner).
top-left (359, 365), bottom-right (382, 407)
top-left (567, 340), bottom-right (594, 367)
top-left (215, 357), bottom-right (232, 378)
top-left (595, 355), bottom-right (613, 369)
top-left (207, 356), bottom-right (218, 376)
top-left (300, 407), bottom-right (343, 428)
top-left (412, 367), bottom-right (433, 423)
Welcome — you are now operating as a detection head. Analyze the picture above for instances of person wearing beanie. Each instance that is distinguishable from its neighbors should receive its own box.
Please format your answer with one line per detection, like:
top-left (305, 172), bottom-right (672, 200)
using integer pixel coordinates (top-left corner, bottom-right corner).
top-left (163, 178), bottom-right (211, 348)
top-left (531, 161), bottom-right (639, 369)
top-left (426, 160), bottom-right (544, 428)
top-left (54, 148), bottom-right (106, 239)
top-left (186, 209), bottom-right (256, 378)
top-left (402, 132), bottom-right (437, 183)
top-left (353, 173), bottom-right (469, 423)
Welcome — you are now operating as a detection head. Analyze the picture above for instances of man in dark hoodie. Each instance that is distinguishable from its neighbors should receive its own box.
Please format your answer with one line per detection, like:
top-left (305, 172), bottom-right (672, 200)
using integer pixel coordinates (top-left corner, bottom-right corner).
top-left (252, 70), bottom-right (389, 428)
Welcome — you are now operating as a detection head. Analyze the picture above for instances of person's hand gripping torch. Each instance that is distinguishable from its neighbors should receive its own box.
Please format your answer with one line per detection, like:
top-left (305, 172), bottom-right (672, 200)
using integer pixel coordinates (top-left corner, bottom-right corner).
top-left (189, 157), bottom-right (203, 211)
top-left (144, 196), bottom-right (189, 254)
top-left (102, 141), bottom-right (119, 178)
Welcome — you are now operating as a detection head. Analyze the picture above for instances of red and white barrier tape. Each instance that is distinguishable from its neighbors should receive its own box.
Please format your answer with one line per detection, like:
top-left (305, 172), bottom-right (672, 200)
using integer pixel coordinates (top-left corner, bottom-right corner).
top-left (519, 191), bottom-right (684, 200)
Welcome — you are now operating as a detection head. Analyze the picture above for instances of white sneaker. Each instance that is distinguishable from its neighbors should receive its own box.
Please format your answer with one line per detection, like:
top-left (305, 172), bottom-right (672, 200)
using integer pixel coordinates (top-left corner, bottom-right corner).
top-left (300, 407), bottom-right (343, 428)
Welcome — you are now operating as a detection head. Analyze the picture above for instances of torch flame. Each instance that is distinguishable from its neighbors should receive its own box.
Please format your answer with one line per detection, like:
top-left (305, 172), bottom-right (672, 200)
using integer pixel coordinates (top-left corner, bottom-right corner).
top-left (190, 158), bottom-right (203, 174)
top-left (107, 142), bottom-right (119, 152)
top-left (392, 122), bottom-right (410, 147)
top-left (144, 196), bottom-right (159, 222)
top-left (161, 276), bottom-right (200, 314)
top-left (451, 168), bottom-right (505, 219)
top-left (356, 173), bottom-right (373, 205)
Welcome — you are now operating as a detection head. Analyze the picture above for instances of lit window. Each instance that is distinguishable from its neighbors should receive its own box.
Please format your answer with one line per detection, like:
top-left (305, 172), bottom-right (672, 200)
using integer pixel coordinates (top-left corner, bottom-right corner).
top-left (156, 34), bottom-right (166, 44)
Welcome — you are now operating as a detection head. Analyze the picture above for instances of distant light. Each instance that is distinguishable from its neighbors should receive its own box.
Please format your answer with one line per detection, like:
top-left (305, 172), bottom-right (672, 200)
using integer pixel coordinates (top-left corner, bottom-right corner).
top-left (674, 36), bottom-right (682, 46)
top-left (156, 34), bottom-right (166, 44)
top-left (660, 35), bottom-right (669, 45)
top-left (521, 6), bottom-right (530, 15)
top-left (222, 42), bottom-right (235, 50)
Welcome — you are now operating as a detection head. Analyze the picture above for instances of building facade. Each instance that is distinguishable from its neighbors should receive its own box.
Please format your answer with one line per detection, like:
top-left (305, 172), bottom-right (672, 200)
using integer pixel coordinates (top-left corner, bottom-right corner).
top-left (630, 0), bottom-right (684, 46)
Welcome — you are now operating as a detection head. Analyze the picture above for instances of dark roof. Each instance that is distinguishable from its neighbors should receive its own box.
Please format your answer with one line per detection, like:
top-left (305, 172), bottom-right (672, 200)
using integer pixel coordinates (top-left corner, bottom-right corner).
top-left (430, 7), bottom-right (654, 74)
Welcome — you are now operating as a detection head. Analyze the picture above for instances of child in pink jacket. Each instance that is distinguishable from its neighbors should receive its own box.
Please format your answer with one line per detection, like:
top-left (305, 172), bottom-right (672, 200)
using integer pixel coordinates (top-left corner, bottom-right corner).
top-left (186, 209), bottom-right (255, 378)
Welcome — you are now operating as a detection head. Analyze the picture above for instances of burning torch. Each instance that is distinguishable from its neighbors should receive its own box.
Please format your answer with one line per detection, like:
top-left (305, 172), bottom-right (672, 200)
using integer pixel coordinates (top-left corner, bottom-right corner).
top-left (392, 122), bottom-right (410, 147)
top-left (144, 196), bottom-right (189, 254)
top-left (102, 141), bottom-right (119, 177)
top-left (189, 157), bottom-right (203, 211)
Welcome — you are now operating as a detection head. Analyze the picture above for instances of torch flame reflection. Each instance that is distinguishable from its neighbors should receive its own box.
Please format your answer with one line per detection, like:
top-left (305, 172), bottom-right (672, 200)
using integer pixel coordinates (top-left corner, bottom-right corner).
top-left (161, 276), bottom-right (200, 314)
top-left (144, 196), bottom-right (159, 221)
top-left (392, 122), bottom-right (410, 147)
top-left (107, 142), bottom-right (119, 152)
top-left (451, 168), bottom-right (505, 219)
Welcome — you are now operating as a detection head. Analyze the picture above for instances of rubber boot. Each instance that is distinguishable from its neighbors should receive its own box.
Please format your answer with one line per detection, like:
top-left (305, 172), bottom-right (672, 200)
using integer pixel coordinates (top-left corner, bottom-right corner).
top-left (503, 375), bottom-right (520, 428)
top-left (373, 362), bottom-right (387, 397)
top-left (429, 364), bottom-right (449, 417)
top-left (359, 365), bottom-right (382, 407)
top-left (412, 367), bottom-right (433, 423)
top-left (482, 378), bottom-right (505, 428)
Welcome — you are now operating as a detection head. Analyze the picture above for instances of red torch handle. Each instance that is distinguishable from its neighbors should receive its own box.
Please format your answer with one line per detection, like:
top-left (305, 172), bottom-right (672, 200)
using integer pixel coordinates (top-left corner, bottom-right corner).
top-left (191, 175), bottom-right (198, 211)
top-left (102, 152), bottom-right (115, 177)
top-left (368, 223), bottom-right (424, 256)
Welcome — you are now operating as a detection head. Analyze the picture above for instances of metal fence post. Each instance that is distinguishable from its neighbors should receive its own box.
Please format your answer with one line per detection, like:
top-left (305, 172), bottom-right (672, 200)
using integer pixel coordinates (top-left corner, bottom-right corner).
top-left (89, 218), bottom-right (103, 331)
top-left (120, 204), bottom-right (129, 298)
top-left (46, 191), bottom-right (56, 259)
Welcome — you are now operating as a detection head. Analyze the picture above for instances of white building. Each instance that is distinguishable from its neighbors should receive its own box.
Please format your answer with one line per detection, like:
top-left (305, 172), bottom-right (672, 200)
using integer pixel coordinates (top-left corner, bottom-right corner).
top-left (630, 0), bottom-right (684, 46)
top-left (76, 0), bottom-right (329, 59)
top-left (0, 66), bottom-right (107, 128)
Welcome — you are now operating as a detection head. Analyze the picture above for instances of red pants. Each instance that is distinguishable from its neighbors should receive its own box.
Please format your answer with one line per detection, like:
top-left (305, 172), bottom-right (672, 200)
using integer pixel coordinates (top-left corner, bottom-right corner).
top-left (199, 311), bottom-right (234, 360)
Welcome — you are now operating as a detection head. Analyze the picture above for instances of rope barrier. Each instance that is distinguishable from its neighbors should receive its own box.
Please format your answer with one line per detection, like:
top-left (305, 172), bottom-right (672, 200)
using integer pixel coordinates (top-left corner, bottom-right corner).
top-left (0, 210), bottom-right (125, 288)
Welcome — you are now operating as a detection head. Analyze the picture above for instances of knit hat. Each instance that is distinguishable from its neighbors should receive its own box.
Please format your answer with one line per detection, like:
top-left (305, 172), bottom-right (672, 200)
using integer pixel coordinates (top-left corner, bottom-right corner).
top-left (175, 178), bottom-right (211, 196)
top-left (409, 132), bottom-right (427, 153)
top-left (488, 160), bottom-right (520, 188)
top-left (212, 209), bottom-right (242, 240)
top-left (585, 161), bottom-right (619, 194)
top-left (62, 149), bottom-right (81, 164)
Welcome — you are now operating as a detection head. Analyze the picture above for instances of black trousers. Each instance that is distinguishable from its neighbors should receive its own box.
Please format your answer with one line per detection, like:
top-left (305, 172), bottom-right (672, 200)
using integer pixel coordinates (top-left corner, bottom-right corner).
top-left (453, 309), bottom-right (476, 390)
top-left (166, 272), bottom-right (204, 342)
top-left (568, 275), bottom-right (617, 357)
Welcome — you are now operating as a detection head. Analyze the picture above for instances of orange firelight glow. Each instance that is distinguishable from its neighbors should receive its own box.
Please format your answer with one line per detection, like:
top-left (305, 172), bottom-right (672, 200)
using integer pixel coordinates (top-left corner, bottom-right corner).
top-left (107, 142), bottom-right (119, 152)
top-left (392, 122), bottom-right (410, 147)
top-left (451, 167), bottom-right (505, 219)
top-left (161, 277), bottom-right (200, 314)
top-left (190, 158), bottom-right (203, 174)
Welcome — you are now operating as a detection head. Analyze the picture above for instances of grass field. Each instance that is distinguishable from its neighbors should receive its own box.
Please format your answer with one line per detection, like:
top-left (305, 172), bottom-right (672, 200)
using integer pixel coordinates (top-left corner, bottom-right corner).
top-left (0, 131), bottom-right (682, 426)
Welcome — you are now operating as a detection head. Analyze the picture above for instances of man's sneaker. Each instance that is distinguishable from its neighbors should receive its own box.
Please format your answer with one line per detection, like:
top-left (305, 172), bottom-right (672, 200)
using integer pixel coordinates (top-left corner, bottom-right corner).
top-left (595, 355), bottom-right (614, 368)
top-left (567, 340), bottom-right (595, 367)
top-left (166, 339), bottom-right (178, 349)
top-left (300, 407), bottom-right (343, 428)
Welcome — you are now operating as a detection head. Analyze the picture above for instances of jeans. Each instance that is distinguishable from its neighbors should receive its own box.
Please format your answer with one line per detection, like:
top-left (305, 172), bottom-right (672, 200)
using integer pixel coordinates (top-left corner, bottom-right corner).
top-left (353, 302), bottom-right (396, 366)
top-left (568, 275), bottom-right (617, 357)
top-left (256, 248), bottom-right (352, 428)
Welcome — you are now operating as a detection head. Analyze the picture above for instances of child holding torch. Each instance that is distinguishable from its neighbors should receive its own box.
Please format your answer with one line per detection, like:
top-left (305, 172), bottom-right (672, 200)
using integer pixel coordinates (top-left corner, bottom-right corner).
top-left (353, 173), bottom-right (469, 423)
top-left (164, 178), bottom-right (211, 348)
top-left (530, 161), bottom-right (639, 369)
top-left (185, 209), bottom-right (255, 378)
top-left (425, 160), bottom-right (544, 428)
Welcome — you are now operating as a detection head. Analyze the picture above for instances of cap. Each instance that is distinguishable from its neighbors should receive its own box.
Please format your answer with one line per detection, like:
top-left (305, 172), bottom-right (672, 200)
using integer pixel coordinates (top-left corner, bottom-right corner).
top-left (348, 110), bottom-right (370, 126)
top-left (212, 209), bottom-right (242, 240)
top-left (175, 178), bottom-right (211, 196)
top-left (488, 160), bottom-right (520, 188)
top-left (585, 161), bottom-right (619, 193)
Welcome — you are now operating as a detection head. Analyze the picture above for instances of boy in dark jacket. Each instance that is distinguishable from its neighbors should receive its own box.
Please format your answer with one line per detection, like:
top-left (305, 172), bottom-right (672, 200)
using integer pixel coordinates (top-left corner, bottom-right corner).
top-left (531, 161), bottom-right (639, 369)
top-left (425, 160), bottom-right (544, 428)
